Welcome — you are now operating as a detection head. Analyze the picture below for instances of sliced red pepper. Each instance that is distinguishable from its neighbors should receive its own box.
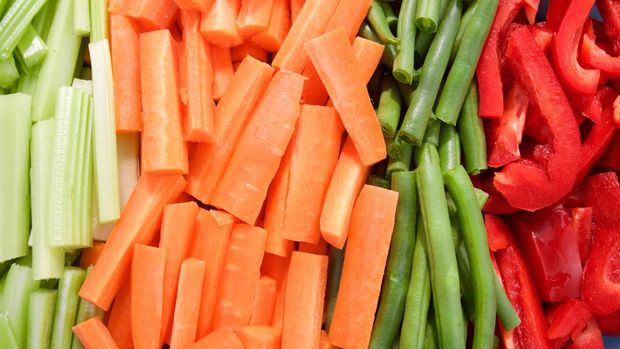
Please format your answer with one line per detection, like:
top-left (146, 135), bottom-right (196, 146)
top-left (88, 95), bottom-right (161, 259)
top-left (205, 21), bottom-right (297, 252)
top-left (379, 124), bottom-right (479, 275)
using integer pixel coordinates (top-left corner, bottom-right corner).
top-left (597, 311), bottom-right (620, 336)
top-left (523, 104), bottom-right (551, 144)
top-left (530, 22), bottom-right (555, 53)
top-left (496, 25), bottom-right (581, 211)
top-left (582, 171), bottom-right (620, 226)
top-left (546, 0), bottom-right (570, 32)
top-left (484, 214), bottom-right (511, 251)
top-left (614, 93), bottom-right (620, 127)
top-left (581, 32), bottom-right (620, 77)
top-left (596, 0), bottom-right (620, 55)
top-left (487, 83), bottom-right (528, 168)
top-left (597, 133), bottom-right (620, 171)
top-left (545, 298), bottom-right (593, 348)
top-left (570, 207), bottom-right (594, 265)
top-left (523, 0), bottom-right (540, 24)
top-left (471, 173), bottom-right (518, 214)
top-left (567, 319), bottom-right (605, 349)
top-left (582, 222), bottom-right (620, 315)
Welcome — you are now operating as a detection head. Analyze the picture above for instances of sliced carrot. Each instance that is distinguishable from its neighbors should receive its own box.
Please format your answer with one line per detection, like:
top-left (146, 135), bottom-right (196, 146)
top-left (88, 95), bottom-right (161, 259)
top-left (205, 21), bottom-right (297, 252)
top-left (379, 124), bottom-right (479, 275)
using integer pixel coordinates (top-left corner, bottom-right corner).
top-left (212, 224), bottom-right (268, 328)
top-left (298, 239), bottom-right (328, 255)
top-left (281, 105), bottom-right (343, 244)
top-left (282, 251), bottom-right (328, 349)
top-left (328, 185), bottom-right (399, 349)
top-left (271, 281), bottom-right (286, 329)
top-left (210, 71), bottom-right (304, 224)
top-left (80, 174), bottom-right (187, 310)
top-left (189, 209), bottom-right (235, 338)
top-left (170, 259), bottom-right (206, 349)
top-left (80, 242), bottom-right (106, 269)
top-left (185, 57), bottom-right (274, 204)
top-left (320, 330), bottom-right (336, 349)
top-left (232, 62), bottom-right (241, 71)
top-left (159, 202), bottom-right (200, 344)
top-left (290, 0), bottom-right (304, 23)
top-left (200, 0), bottom-right (243, 48)
top-left (131, 245), bottom-right (166, 349)
top-left (135, 0), bottom-right (179, 30)
top-left (260, 254), bottom-right (290, 329)
top-left (237, 0), bottom-right (274, 37)
top-left (325, 0), bottom-right (373, 41)
top-left (107, 282), bottom-right (132, 348)
top-left (140, 29), bottom-right (188, 175)
top-left (190, 326), bottom-right (243, 349)
top-left (230, 44), bottom-right (269, 62)
top-left (209, 44), bottom-right (234, 101)
top-left (238, 326), bottom-right (281, 349)
top-left (249, 276), bottom-right (277, 326)
top-left (306, 28), bottom-right (386, 166)
top-left (301, 63), bottom-right (328, 105)
top-left (173, 0), bottom-right (212, 11)
top-left (248, 0), bottom-right (290, 52)
top-left (73, 317), bottom-right (120, 349)
top-left (110, 15), bottom-right (142, 132)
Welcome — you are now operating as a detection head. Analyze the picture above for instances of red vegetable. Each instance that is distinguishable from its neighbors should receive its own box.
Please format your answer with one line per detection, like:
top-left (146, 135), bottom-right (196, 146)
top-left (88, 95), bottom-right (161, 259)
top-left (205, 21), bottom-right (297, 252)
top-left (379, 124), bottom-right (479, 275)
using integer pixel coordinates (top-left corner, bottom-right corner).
top-left (597, 311), bottom-right (620, 336)
top-left (597, 133), bottom-right (620, 171)
top-left (596, 0), bottom-right (620, 55)
top-left (546, 0), bottom-right (570, 32)
top-left (581, 32), bottom-right (620, 77)
top-left (545, 298), bottom-right (592, 348)
top-left (483, 214), bottom-right (511, 252)
top-left (582, 172), bottom-right (620, 226)
top-left (567, 319), bottom-right (605, 349)
top-left (569, 207), bottom-right (594, 265)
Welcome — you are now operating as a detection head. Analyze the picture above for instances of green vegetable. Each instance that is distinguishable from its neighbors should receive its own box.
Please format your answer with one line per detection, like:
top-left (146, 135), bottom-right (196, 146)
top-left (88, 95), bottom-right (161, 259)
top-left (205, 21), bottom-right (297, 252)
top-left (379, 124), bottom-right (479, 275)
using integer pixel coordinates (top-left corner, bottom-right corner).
top-left (15, 25), bottom-right (48, 70)
top-left (438, 124), bottom-right (461, 174)
top-left (456, 241), bottom-right (475, 318)
top-left (0, 313), bottom-right (19, 349)
top-left (378, 75), bottom-right (402, 137)
top-left (0, 264), bottom-right (40, 347)
top-left (393, 0), bottom-right (417, 84)
top-left (72, 267), bottom-right (104, 349)
top-left (27, 289), bottom-right (57, 349)
top-left (416, 0), bottom-right (440, 33)
top-left (367, 0), bottom-right (399, 44)
top-left (73, 0), bottom-right (90, 36)
top-left (423, 311), bottom-right (439, 349)
top-left (325, 245), bottom-right (345, 331)
top-left (451, 0), bottom-right (479, 61)
top-left (0, 0), bottom-right (48, 60)
top-left (387, 143), bottom-right (414, 175)
top-left (413, 117), bottom-right (441, 166)
top-left (475, 188), bottom-right (489, 208)
top-left (368, 174), bottom-right (391, 189)
top-left (458, 83), bottom-right (487, 175)
top-left (495, 273), bottom-right (520, 331)
top-left (51, 267), bottom-right (86, 349)
top-left (359, 21), bottom-right (397, 68)
top-left (381, 2), bottom-right (398, 29)
top-left (0, 55), bottom-right (19, 89)
top-left (88, 0), bottom-right (107, 41)
top-left (414, 31), bottom-right (435, 62)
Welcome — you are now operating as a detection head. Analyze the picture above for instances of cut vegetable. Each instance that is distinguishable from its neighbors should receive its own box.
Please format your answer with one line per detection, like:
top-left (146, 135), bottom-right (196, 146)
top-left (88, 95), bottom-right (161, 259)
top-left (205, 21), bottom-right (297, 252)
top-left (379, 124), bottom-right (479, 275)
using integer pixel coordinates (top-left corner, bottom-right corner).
top-left (131, 245), bottom-right (165, 349)
top-left (170, 258), bottom-right (206, 349)
top-left (27, 289), bottom-right (57, 349)
top-left (51, 267), bottom-right (86, 349)
top-left (72, 317), bottom-right (119, 349)
top-left (200, 0), bottom-right (243, 48)
top-left (1, 264), bottom-right (40, 348)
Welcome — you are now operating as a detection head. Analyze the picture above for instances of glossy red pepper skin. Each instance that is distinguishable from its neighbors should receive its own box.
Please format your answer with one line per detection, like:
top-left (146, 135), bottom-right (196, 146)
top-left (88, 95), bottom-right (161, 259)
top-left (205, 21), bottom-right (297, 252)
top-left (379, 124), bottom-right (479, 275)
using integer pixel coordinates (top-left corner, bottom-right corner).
top-left (567, 319), bottom-right (605, 349)
top-left (545, 298), bottom-right (593, 347)
top-left (484, 214), bottom-right (511, 252)
top-left (582, 171), bottom-right (620, 226)
top-left (487, 83), bottom-right (528, 168)
top-left (576, 98), bottom-right (617, 183)
top-left (547, 0), bottom-right (570, 32)
top-left (581, 32), bottom-right (620, 77)
top-left (471, 174), bottom-right (518, 214)
top-left (597, 133), bottom-right (620, 171)
top-left (596, 0), bottom-right (620, 55)
top-left (530, 23), bottom-right (555, 52)
top-left (582, 223), bottom-right (620, 315)
top-left (597, 311), bottom-right (620, 336)
top-left (569, 207), bottom-right (593, 265)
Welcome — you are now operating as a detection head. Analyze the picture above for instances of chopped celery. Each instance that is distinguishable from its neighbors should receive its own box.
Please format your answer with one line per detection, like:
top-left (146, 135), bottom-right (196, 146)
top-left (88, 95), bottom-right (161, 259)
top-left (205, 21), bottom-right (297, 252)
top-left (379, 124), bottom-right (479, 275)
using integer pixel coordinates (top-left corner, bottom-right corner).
top-left (0, 55), bottom-right (19, 89)
top-left (50, 267), bottom-right (85, 349)
top-left (32, 0), bottom-right (58, 40)
top-left (79, 66), bottom-right (91, 80)
top-left (89, 39), bottom-right (119, 224)
top-left (72, 77), bottom-right (92, 94)
top-left (0, 264), bottom-right (40, 347)
top-left (31, 0), bottom-right (82, 121)
top-left (71, 267), bottom-right (104, 349)
top-left (0, 93), bottom-right (32, 262)
top-left (73, 0), bottom-right (89, 36)
top-left (31, 119), bottom-right (65, 280)
top-left (0, 314), bottom-right (19, 349)
top-left (27, 289), bottom-right (57, 349)
top-left (15, 25), bottom-right (48, 69)
top-left (0, 0), bottom-right (9, 16)
top-left (0, 0), bottom-right (48, 60)
top-left (88, 0), bottom-right (106, 42)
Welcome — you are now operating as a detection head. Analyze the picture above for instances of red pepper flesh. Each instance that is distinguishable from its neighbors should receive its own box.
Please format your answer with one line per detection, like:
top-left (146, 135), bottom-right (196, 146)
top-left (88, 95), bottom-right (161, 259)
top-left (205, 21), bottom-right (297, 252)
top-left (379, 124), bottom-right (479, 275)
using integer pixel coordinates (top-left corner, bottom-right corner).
top-left (582, 223), bottom-right (620, 315)
top-left (597, 133), bottom-right (620, 171)
top-left (567, 319), bottom-right (605, 349)
top-left (582, 171), bottom-right (620, 226)
top-left (581, 32), bottom-right (620, 77)
top-left (487, 83), bottom-right (528, 168)
top-left (547, 0), bottom-right (570, 32)
top-left (597, 311), bottom-right (620, 336)
top-left (484, 214), bottom-right (511, 252)
top-left (596, 0), bottom-right (620, 55)
top-left (545, 298), bottom-right (593, 346)
top-left (570, 207), bottom-right (593, 265)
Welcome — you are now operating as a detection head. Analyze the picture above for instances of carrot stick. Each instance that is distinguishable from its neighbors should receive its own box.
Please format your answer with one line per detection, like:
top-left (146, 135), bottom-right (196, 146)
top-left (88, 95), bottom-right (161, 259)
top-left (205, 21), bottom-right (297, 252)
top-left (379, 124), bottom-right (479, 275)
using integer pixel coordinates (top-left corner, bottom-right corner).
top-left (80, 242), bottom-right (106, 269)
top-left (249, 276), bottom-right (277, 326)
top-left (190, 326), bottom-right (243, 349)
top-left (131, 244), bottom-right (166, 349)
top-left (230, 44), bottom-right (269, 62)
top-left (325, 0), bottom-right (373, 41)
top-left (248, 0), bottom-right (290, 52)
top-left (300, 64), bottom-right (328, 105)
top-left (135, 0), bottom-right (179, 30)
top-left (209, 44), bottom-right (234, 101)
top-left (271, 281), bottom-right (286, 329)
top-left (173, 0), bottom-right (212, 11)
top-left (170, 259), bottom-right (206, 349)
top-left (281, 251), bottom-right (328, 349)
top-left (110, 15), bottom-right (142, 132)
top-left (185, 56), bottom-right (274, 204)
top-left (158, 202), bottom-right (200, 344)
top-left (328, 185), bottom-right (399, 349)
top-left (271, 0), bottom-right (341, 73)
top-left (260, 253), bottom-right (290, 285)
top-left (210, 71), bottom-right (304, 224)
top-left (200, 0), bottom-right (243, 48)
top-left (320, 330), bottom-right (337, 349)
top-left (238, 326), bottom-right (281, 349)
top-left (79, 174), bottom-right (186, 310)
top-left (140, 29), bottom-right (188, 175)
top-left (107, 283), bottom-right (132, 348)
top-left (298, 239), bottom-right (328, 255)
top-left (290, 0), bottom-right (304, 22)
top-left (72, 317), bottom-right (119, 349)
top-left (189, 209), bottom-right (235, 338)
top-left (212, 224), bottom-right (268, 328)
top-left (237, 0), bottom-right (274, 37)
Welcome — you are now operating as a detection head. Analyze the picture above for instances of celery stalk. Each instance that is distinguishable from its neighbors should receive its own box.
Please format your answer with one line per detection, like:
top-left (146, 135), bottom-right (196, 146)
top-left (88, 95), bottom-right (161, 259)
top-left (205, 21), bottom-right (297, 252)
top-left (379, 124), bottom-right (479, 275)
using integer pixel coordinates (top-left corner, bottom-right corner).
top-left (15, 25), bottom-right (48, 69)
top-left (51, 267), bottom-right (85, 349)
top-left (0, 0), bottom-right (48, 60)
top-left (0, 0), bottom-right (9, 16)
top-left (71, 267), bottom-right (104, 349)
top-left (27, 289), bottom-right (57, 349)
top-left (0, 314), bottom-right (19, 349)
top-left (0, 264), bottom-right (40, 347)
top-left (88, 0), bottom-right (107, 42)
top-left (73, 0), bottom-right (89, 36)
top-left (32, 0), bottom-right (58, 40)
top-left (0, 93), bottom-right (31, 262)
top-left (0, 55), bottom-right (19, 89)
top-left (71, 78), bottom-right (92, 94)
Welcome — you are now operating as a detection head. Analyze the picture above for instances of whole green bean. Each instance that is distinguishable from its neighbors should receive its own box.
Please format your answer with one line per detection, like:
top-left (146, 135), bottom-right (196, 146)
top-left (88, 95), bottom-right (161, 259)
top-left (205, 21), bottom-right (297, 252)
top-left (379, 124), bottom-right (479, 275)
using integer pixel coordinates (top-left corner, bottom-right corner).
top-left (368, 175), bottom-right (391, 189)
top-left (368, 0), bottom-right (400, 44)
top-left (424, 312), bottom-right (439, 349)
top-left (387, 144), bottom-right (414, 175)
top-left (413, 117), bottom-right (441, 166)
top-left (325, 245), bottom-right (345, 331)
top-left (416, 0), bottom-right (440, 33)
top-left (458, 83), bottom-right (487, 175)
top-left (378, 75), bottom-right (403, 138)
top-left (450, 0), bottom-right (480, 61)
top-left (416, 144), bottom-right (465, 349)
top-left (393, 0), bottom-right (417, 84)
top-left (495, 272), bottom-right (520, 331)
top-left (438, 124), bottom-right (461, 174)
top-left (381, 2), bottom-right (398, 30)
top-left (414, 31), bottom-right (435, 62)
top-left (359, 21), bottom-right (397, 67)
top-left (51, 267), bottom-right (86, 349)
top-left (444, 165), bottom-right (497, 349)
top-left (398, 0), bottom-right (461, 145)
top-left (370, 171), bottom-right (418, 349)
top-left (435, 0), bottom-right (499, 125)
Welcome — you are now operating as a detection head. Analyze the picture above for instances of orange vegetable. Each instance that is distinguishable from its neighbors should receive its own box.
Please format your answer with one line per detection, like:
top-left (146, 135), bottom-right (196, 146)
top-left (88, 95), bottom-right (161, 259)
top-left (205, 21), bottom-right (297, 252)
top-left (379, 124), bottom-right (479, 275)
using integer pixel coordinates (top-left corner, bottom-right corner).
top-left (186, 57), bottom-right (274, 204)
top-left (325, 0), bottom-right (373, 41)
top-left (110, 15), bottom-right (142, 132)
top-left (281, 251), bottom-right (328, 349)
top-left (80, 242), bottom-right (106, 269)
top-left (237, 0), bottom-right (274, 37)
top-left (209, 45), bottom-right (234, 101)
top-left (170, 259), bottom-right (206, 349)
top-left (190, 326), bottom-right (243, 349)
top-left (173, 0), bottom-right (212, 11)
top-left (230, 44), bottom-right (269, 62)
top-left (271, 0), bottom-right (340, 73)
top-left (79, 174), bottom-right (186, 310)
top-left (320, 330), bottom-right (336, 349)
top-left (135, 0), bottom-right (179, 30)
top-left (131, 245), bottom-right (166, 349)
top-left (271, 281), bottom-right (286, 329)
top-left (72, 317), bottom-right (120, 349)
top-left (238, 326), bottom-right (281, 349)
top-left (200, 0), bottom-right (243, 48)
top-left (158, 202), bottom-right (200, 344)
top-left (300, 63), bottom-right (328, 105)
top-left (248, 0), bottom-right (290, 52)
top-left (107, 283), bottom-right (133, 348)
top-left (249, 276), bottom-right (277, 326)
top-left (140, 29), bottom-right (188, 175)
top-left (298, 239), bottom-right (328, 255)
top-left (210, 71), bottom-right (304, 224)
top-left (259, 253), bottom-right (289, 329)
top-left (290, 0), bottom-right (304, 22)
top-left (328, 185), bottom-right (399, 349)
top-left (212, 224), bottom-right (267, 328)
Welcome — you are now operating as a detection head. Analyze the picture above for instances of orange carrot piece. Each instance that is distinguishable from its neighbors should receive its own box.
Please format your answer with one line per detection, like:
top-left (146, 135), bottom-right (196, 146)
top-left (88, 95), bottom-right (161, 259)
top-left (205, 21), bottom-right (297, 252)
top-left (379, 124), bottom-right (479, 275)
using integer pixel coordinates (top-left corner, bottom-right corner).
top-left (282, 252), bottom-right (328, 349)
top-left (328, 185), bottom-right (399, 349)
top-left (210, 71), bottom-right (304, 224)
top-left (232, 62), bottom-right (241, 71)
top-left (170, 259), bottom-right (206, 349)
top-left (131, 245), bottom-right (166, 349)
top-left (73, 317), bottom-right (120, 349)
top-left (290, 0), bottom-right (304, 23)
top-left (301, 63), bottom-right (328, 105)
top-left (140, 30), bottom-right (188, 175)
top-left (325, 0), bottom-right (373, 41)
top-left (107, 283), bottom-right (132, 348)
top-left (248, 0), bottom-right (290, 52)
top-left (110, 15), bottom-right (142, 132)
top-left (230, 44), bottom-right (269, 62)
top-left (237, 0), bottom-right (274, 37)
top-left (190, 327), bottom-right (243, 349)
top-left (135, 0), bottom-right (179, 30)
top-left (249, 276), bottom-right (277, 326)
top-left (200, 0), bottom-right (243, 48)
top-left (298, 239), bottom-right (328, 255)
top-left (185, 57), bottom-right (274, 203)
top-left (320, 330), bottom-right (337, 349)
top-left (281, 105), bottom-right (343, 244)
top-left (189, 209), bottom-right (235, 338)
top-left (80, 242), bottom-right (106, 269)
top-left (238, 326), bottom-right (281, 349)
top-left (159, 202), bottom-right (200, 344)
top-left (209, 44), bottom-right (234, 101)
top-left (260, 254), bottom-right (290, 329)
top-left (212, 224), bottom-right (267, 328)
top-left (271, 281), bottom-right (286, 329)
top-left (80, 174), bottom-right (186, 310)
top-left (306, 28), bottom-right (386, 166)
top-left (173, 0), bottom-right (212, 11)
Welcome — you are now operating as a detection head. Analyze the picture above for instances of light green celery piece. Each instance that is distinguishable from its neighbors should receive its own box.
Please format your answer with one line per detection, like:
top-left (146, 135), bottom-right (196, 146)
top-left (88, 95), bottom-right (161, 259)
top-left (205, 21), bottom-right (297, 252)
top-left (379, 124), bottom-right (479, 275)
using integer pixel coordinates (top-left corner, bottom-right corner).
top-left (88, 0), bottom-right (107, 42)
top-left (0, 0), bottom-right (9, 16)
top-left (71, 267), bottom-right (103, 349)
top-left (32, 0), bottom-right (58, 40)
top-left (32, 0), bottom-right (82, 121)
top-left (51, 267), bottom-right (85, 349)
top-left (0, 0), bottom-right (48, 60)
top-left (72, 78), bottom-right (92, 94)
top-left (89, 39), bottom-right (119, 223)
top-left (0, 314), bottom-right (19, 349)
top-left (73, 91), bottom-right (94, 248)
top-left (27, 289), bottom-right (57, 349)
top-left (16, 25), bottom-right (48, 69)
top-left (73, 0), bottom-right (89, 36)
top-left (0, 264), bottom-right (40, 347)
top-left (31, 119), bottom-right (65, 280)
top-left (0, 93), bottom-right (31, 262)
top-left (0, 55), bottom-right (19, 89)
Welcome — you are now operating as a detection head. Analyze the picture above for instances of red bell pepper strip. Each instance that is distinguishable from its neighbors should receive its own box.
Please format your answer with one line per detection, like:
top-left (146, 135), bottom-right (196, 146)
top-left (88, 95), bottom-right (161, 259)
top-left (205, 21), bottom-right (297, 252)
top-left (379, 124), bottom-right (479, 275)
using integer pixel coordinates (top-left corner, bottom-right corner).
top-left (496, 24), bottom-right (581, 211)
top-left (615, 93), bottom-right (620, 127)
top-left (552, 0), bottom-right (600, 95)
top-left (581, 33), bottom-right (620, 77)
top-left (523, 0), bottom-right (540, 24)
top-left (596, 0), bottom-right (620, 55)
top-left (484, 214), bottom-right (511, 252)
top-left (597, 311), bottom-right (620, 336)
top-left (487, 83), bottom-right (528, 168)
top-left (582, 222), bottom-right (620, 315)
top-left (567, 319), bottom-right (605, 349)
top-left (570, 207), bottom-right (593, 265)
top-left (582, 171), bottom-right (620, 226)
top-left (471, 174), bottom-right (518, 214)
top-left (546, 0), bottom-right (570, 32)
top-left (530, 23), bottom-right (554, 52)
top-left (597, 133), bottom-right (620, 171)
top-left (545, 298), bottom-right (593, 347)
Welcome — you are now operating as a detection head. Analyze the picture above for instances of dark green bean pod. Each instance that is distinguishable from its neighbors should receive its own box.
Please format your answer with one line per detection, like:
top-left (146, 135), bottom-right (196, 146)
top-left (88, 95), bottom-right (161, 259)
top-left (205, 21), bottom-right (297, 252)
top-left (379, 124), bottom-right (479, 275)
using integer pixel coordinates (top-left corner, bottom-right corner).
top-left (378, 75), bottom-right (403, 138)
top-left (413, 117), bottom-right (441, 166)
top-left (414, 31), bottom-right (435, 63)
top-left (368, 174), bottom-right (391, 189)
top-left (495, 272), bottom-right (521, 331)
top-left (456, 241), bottom-right (475, 320)
top-left (458, 83), bottom-right (488, 175)
top-left (324, 245), bottom-right (345, 331)
top-left (423, 311), bottom-right (439, 349)
top-left (387, 143), bottom-right (414, 175)
top-left (393, 0), bottom-right (417, 84)
top-left (450, 0), bottom-right (480, 61)
top-left (368, 0), bottom-right (400, 44)
top-left (381, 2), bottom-right (399, 30)
top-left (438, 124), bottom-right (461, 174)
top-left (416, 0), bottom-right (440, 33)
top-left (359, 21), bottom-right (397, 67)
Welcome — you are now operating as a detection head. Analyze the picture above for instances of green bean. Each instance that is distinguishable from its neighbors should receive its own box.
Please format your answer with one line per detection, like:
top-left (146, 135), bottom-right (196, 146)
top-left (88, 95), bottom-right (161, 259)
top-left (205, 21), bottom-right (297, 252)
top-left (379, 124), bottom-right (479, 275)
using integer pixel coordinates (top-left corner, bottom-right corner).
top-left (450, 0), bottom-right (480, 62)
top-left (416, 144), bottom-right (465, 349)
top-left (381, 2), bottom-right (398, 30)
top-left (443, 165), bottom-right (497, 349)
top-left (388, 135), bottom-right (404, 159)
top-left (456, 241), bottom-right (475, 320)
top-left (398, 0), bottom-right (461, 145)
top-left (378, 75), bottom-right (403, 138)
top-left (495, 272), bottom-right (520, 331)
top-left (413, 117), bottom-right (441, 166)
top-left (359, 21), bottom-right (397, 67)
top-left (438, 124), bottom-right (461, 174)
top-left (368, 174), bottom-right (391, 189)
top-left (493, 335), bottom-right (500, 349)
top-left (369, 67), bottom-right (385, 107)
top-left (416, 0), bottom-right (440, 33)
top-left (325, 245), bottom-right (345, 331)
top-left (370, 171), bottom-right (418, 349)
top-left (396, 81), bottom-right (415, 106)
top-left (393, 0), bottom-right (417, 84)
top-left (475, 188), bottom-right (489, 209)
top-left (424, 311), bottom-right (439, 349)
top-left (387, 144), bottom-right (414, 175)
top-left (368, 0), bottom-right (399, 44)
top-left (414, 31), bottom-right (435, 63)
top-left (435, 0), bottom-right (499, 125)
top-left (458, 83), bottom-right (487, 175)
